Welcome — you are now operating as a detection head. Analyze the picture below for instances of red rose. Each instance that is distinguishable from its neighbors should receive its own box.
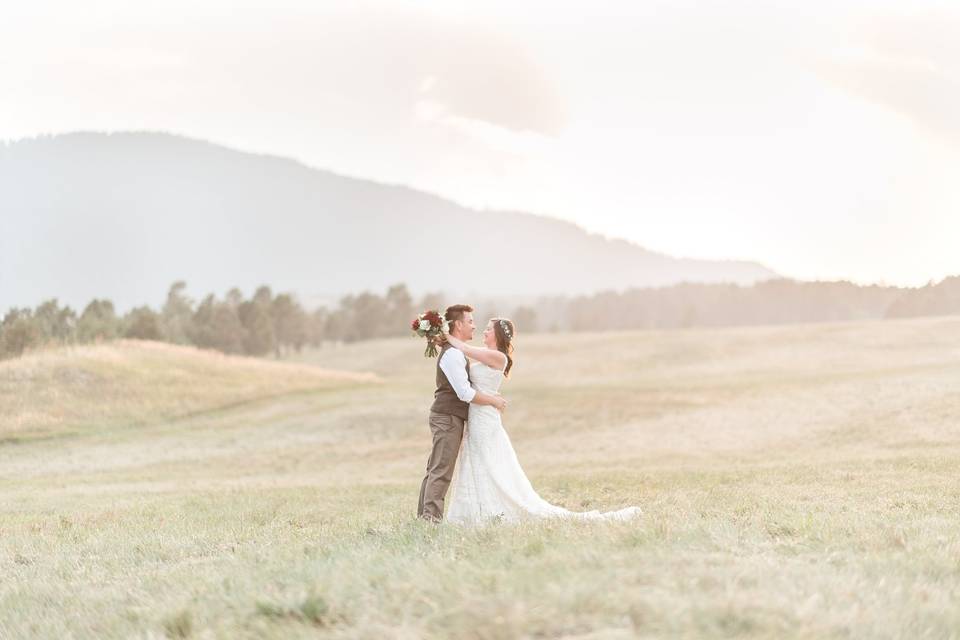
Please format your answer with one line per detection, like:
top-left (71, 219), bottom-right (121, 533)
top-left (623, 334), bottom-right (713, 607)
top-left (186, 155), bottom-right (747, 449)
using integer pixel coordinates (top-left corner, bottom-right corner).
top-left (411, 318), bottom-right (420, 330)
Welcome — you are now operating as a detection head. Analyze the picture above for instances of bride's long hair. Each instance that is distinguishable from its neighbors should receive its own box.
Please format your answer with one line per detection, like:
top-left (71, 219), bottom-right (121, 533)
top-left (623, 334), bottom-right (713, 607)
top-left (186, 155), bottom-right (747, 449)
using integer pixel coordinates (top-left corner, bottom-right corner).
top-left (491, 317), bottom-right (515, 378)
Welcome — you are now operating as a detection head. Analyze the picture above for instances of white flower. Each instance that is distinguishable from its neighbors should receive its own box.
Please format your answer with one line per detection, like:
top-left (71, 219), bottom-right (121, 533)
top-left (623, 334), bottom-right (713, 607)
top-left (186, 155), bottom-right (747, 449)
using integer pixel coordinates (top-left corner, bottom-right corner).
top-left (419, 319), bottom-right (431, 331)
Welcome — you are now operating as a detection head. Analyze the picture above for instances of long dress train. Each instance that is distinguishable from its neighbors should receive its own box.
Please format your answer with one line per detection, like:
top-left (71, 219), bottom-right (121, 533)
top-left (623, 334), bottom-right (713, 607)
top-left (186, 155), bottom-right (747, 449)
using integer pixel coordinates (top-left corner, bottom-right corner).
top-left (446, 360), bottom-right (641, 525)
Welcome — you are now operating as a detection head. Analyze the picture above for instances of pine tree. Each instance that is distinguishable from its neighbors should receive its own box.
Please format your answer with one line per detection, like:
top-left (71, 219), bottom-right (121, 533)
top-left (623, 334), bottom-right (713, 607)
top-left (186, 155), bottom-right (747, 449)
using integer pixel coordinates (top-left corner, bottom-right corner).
top-left (0, 309), bottom-right (42, 358)
top-left (77, 299), bottom-right (120, 342)
top-left (124, 306), bottom-right (163, 340)
top-left (161, 281), bottom-right (194, 344)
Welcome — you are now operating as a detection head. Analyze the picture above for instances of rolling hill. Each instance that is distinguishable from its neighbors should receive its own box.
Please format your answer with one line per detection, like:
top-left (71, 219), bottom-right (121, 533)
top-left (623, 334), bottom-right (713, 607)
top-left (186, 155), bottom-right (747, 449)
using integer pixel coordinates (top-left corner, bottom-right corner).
top-left (0, 340), bottom-right (376, 440)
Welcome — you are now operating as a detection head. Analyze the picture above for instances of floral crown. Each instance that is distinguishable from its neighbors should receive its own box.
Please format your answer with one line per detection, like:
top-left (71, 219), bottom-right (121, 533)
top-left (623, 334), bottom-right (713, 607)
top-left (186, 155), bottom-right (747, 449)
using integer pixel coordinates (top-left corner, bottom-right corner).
top-left (498, 319), bottom-right (513, 339)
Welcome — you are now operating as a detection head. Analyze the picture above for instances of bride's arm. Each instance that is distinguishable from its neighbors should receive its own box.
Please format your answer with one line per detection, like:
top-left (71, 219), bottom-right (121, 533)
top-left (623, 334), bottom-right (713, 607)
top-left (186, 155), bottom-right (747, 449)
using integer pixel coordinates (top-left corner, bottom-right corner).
top-left (439, 345), bottom-right (507, 412)
top-left (445, 334), bottom-right (507, 371)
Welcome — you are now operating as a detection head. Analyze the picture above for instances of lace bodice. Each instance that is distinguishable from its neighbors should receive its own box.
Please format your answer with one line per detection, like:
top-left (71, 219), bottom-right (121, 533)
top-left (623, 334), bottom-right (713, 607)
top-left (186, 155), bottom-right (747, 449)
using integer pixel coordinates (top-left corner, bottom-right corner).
top-left (469, 360), bottom-right (505, 395)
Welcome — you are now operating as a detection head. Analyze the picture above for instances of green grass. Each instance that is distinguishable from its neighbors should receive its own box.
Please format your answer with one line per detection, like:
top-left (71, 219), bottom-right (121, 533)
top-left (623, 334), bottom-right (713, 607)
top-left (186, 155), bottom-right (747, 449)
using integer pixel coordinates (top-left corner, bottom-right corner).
top-left (2, 317), bottom-right (960, 638)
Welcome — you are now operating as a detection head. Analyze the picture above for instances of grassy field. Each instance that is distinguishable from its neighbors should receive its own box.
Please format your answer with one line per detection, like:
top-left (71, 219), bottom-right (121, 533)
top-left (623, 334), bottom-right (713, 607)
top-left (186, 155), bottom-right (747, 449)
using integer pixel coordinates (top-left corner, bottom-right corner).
top-left (2, 318), bottom-right (960, 639)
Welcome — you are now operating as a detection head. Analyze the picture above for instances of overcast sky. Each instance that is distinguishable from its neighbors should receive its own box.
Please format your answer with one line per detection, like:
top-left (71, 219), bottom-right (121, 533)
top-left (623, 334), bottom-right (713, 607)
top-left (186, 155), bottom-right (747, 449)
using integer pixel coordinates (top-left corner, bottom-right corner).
top-left (2, 0), bottom-right (958, 286)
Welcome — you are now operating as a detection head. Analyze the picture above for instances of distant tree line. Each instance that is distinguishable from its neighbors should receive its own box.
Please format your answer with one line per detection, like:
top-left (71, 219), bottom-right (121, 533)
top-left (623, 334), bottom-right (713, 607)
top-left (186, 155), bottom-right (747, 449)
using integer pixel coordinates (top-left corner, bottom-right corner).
top-left (2, 277), bottom-right (959, 361)
top-left (564, 279), bottom-right (901, 330)
top-left (556, 277), bottom-right (960, 331)
top-left (0, 281), bottom-right (439, 361)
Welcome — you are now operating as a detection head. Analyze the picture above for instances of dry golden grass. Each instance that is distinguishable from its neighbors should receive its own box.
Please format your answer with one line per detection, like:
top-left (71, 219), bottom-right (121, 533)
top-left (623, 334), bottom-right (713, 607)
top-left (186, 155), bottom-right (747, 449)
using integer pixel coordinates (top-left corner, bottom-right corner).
top-left (2, 318), bottom-right (960, 639)
top-left (0, 339), bottom-right (377, 441)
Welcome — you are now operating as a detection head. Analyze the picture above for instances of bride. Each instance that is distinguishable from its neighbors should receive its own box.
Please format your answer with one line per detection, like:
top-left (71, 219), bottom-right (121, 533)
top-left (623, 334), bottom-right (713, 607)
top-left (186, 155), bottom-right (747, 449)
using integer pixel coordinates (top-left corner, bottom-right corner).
top-left (443, 318), bottom-right (641, 525)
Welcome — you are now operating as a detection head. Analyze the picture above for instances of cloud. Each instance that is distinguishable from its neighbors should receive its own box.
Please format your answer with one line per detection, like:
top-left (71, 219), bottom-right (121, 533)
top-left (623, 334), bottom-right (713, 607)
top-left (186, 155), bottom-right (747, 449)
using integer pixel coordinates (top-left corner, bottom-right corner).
top-left (814, 11), bottom-right (960, 144)
top-left (253, 9), bottom-right (569, 139)
top-left (414, 97), bottom-right (557, 158)
top-left (412, 27), bottom-right (566, 137)
top-left (0, 5), bottom-right (567, 142)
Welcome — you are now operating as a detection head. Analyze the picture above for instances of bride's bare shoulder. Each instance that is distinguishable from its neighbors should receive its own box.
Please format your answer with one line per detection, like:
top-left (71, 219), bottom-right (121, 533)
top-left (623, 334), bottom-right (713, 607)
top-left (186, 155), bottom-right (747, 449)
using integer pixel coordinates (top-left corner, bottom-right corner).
top-left (479, 347), bottom-right (508, 368)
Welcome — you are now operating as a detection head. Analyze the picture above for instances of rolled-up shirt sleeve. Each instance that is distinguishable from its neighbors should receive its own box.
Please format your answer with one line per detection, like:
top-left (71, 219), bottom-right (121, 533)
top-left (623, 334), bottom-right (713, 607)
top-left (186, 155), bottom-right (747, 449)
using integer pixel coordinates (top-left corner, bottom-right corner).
top-left (439, 348), bottom-right (477, 403)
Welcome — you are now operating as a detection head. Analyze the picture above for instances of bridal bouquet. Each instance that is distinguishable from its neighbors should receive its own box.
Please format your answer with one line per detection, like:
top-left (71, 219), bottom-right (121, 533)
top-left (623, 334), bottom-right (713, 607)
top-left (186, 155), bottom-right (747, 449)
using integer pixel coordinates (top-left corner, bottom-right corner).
top-left (411, 310), bottom-right (447, 358)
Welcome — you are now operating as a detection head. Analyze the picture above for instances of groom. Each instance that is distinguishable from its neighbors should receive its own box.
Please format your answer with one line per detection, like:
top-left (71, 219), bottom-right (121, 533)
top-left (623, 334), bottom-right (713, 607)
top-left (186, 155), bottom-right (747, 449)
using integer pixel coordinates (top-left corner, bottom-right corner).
top-left (417, 304), bottom-right (507, 522)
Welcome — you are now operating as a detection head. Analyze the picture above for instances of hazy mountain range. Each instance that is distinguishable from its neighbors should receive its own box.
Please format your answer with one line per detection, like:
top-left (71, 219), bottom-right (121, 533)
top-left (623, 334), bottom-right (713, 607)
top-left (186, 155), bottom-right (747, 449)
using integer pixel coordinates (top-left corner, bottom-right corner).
top-left (0, 132), bottom-right (777, 311)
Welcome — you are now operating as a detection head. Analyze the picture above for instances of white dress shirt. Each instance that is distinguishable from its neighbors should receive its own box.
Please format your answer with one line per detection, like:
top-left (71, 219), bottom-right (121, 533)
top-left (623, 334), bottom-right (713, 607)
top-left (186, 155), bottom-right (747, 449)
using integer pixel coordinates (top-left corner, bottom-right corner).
top-left (439, 347), bottom-right (476, 403)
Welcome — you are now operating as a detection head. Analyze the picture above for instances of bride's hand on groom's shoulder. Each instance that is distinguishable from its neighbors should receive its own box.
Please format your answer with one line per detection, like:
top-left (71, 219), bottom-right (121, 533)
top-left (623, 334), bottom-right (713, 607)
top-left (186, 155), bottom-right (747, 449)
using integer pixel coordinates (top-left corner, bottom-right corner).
top-left (442, 333), bottom-right (460, 347)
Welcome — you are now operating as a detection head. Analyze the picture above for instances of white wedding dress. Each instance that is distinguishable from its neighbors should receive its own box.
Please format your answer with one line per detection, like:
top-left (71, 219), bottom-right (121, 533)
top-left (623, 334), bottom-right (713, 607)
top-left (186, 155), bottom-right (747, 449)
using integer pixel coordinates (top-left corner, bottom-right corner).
top-left (446, 359), bottom-right (641, 525)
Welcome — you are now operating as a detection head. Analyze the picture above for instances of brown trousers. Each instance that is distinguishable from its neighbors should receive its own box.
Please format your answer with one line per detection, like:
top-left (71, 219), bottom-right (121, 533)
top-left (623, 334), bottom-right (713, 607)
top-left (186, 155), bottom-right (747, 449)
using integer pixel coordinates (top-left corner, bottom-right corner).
top-left (417, 411), bottom-right (465, 521)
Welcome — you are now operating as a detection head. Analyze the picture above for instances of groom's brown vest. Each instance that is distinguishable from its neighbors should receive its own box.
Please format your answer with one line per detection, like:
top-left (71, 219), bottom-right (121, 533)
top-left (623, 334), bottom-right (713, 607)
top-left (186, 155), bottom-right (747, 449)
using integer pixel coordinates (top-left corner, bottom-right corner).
top-left (430, 343), bottom-right (470, 420)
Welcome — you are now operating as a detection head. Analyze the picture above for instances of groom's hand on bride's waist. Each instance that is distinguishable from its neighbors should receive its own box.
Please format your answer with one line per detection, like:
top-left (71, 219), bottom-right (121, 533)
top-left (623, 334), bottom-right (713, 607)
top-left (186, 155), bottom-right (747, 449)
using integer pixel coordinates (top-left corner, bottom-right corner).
top-left (492, 394), bottom-right (508, 412)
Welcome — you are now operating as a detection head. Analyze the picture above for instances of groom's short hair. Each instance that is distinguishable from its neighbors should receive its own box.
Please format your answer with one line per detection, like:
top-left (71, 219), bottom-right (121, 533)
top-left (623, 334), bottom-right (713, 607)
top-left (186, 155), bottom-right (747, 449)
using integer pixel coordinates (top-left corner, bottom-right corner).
top-left (445, 304), bottom-right (474, 331)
